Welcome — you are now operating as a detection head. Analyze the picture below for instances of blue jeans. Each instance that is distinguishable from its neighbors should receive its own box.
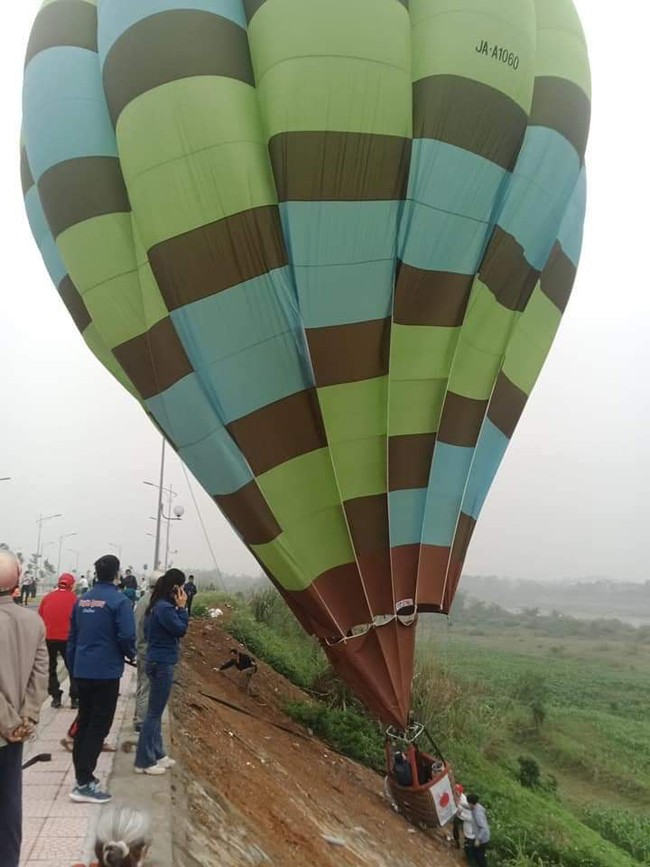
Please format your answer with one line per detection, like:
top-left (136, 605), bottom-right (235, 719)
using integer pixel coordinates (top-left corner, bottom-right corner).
top-left (135, 662), bottom-right (174, 769)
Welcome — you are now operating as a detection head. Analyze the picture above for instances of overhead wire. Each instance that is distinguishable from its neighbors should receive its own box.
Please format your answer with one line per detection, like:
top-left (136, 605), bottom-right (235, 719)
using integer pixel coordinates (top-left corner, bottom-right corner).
top-left (180, 460), bottom-right (227, 591)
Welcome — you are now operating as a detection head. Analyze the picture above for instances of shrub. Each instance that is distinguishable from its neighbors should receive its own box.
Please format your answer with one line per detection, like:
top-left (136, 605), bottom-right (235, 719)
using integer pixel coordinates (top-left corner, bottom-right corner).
top-left (284, 701), bottom-right (385, 772)
top-left (517, 756), bottom-right (541, 789)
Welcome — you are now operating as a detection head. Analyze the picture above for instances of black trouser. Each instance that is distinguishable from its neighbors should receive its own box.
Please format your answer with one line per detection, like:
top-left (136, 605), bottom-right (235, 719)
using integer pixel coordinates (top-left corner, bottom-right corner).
top-left (72, 678), bottom-right (120, 786)
top-left (472, 844), bottom-right (489, 866)
top-left (20, 587), bottom-right (30, 605)
top-left (186, 595), bottom-right (194, 616)
top-left (0, 742), bottom-right (23, 867)
top-left (46, 640), bottom-right (78, 701)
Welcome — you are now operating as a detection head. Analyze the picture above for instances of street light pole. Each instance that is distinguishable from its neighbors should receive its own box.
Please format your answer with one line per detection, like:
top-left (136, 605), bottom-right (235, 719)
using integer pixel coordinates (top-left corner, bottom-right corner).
top-left (164, 484), bottom-right (174, 570)
top-left (144, 438), bottom-right (185, 572)
top-left (67, 548), bottom-right (80, 572)
top-left (0, 477), bottom-right (11, 482)
top-left (35, 513), bottom-right (62, 581)
top-left (154, 438), bottom-right (165, 571)
top-left (57, 533), bottom-right (77, 574)
top-left (40, 542), bottom-right (55, 590)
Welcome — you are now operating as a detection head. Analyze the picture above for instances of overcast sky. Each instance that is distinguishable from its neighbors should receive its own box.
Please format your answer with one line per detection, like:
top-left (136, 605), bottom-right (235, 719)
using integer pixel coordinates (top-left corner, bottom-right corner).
top-left (1, 2), bottom-right (647, 583)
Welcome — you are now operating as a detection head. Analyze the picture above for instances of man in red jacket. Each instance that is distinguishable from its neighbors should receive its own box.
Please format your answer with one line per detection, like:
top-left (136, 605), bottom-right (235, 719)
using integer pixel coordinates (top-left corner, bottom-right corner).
top-left (38, 573), bottom-right (79, 709)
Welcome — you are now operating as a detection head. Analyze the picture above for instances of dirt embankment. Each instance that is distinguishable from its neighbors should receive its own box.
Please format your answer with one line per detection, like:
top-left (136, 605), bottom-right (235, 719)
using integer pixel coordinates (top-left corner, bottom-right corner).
top-left (170, 621), bottom-right (461, 867)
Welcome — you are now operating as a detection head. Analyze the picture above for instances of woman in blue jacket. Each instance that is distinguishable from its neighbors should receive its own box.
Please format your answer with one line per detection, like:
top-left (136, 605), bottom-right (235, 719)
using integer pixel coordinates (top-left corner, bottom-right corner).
top-left (134, 569), bottom-right (188, 775)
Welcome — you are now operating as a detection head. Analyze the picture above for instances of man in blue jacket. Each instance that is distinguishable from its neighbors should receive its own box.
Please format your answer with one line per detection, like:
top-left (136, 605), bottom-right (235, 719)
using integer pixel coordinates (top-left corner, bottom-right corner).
top-left (67, 554), bottom-right (136, 804)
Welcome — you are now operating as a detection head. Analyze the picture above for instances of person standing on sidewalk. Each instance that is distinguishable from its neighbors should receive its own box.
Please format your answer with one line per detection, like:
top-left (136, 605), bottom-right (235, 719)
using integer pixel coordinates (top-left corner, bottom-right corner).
top-left (19, 571), bottom-right (33, 605)
top-left (38, 573), bottom-right (79, 709)
top-left (134, 569), bottom-right (188, 775)
top-left (132, 574), bottom-right (161, 733)
top-left (0, 550), bottom-right (48, 867)
top-left (122, 569), bottom-right (138, 593)
top-left (184, 575), bottom-right (198, 616)
top-left (67, 554), bottom-right (136, 804)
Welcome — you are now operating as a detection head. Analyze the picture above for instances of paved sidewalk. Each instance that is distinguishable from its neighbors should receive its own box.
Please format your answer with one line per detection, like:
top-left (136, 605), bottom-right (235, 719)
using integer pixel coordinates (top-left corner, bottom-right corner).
top-left (20, 667), bottom-right (140, 867)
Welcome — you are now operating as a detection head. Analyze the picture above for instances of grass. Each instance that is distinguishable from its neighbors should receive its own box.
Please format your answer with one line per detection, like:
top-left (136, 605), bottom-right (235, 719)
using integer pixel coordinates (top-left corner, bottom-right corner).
top-left (284, 700), bottom-right (385, 772)
top-left (432, 635), bottom-right (650, 722)
top-left (582, 807), bottom-right (650, 863)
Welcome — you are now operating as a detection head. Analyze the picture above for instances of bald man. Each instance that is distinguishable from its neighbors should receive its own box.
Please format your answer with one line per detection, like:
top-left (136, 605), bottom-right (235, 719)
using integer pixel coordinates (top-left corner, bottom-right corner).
top-left (0, 551), bottom-right (48, 867)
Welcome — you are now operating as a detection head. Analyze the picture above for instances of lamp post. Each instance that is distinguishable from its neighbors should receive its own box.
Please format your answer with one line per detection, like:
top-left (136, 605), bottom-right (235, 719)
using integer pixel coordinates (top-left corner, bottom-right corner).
top-left (57, 532), bottom-right (77, 574)
top-left (0, 477), bottom-right (11, 482)
top-left (143, 438), bottom-right (166, 571)
top-left (67, 548), bottom-right (80, 572)
top-left (35, 513), bottom-right (61, 583)
top-left (143, 438), bottom-right (184, 571)
top-left (148, 497), bottom-right (184, 571)
top-left (39, 541), bottom-right (55, 590)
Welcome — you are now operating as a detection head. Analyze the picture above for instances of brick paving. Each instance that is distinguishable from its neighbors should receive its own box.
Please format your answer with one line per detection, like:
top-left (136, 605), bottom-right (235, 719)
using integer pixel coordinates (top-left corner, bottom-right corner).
top-left (20, 667), bottom-right (135, 867)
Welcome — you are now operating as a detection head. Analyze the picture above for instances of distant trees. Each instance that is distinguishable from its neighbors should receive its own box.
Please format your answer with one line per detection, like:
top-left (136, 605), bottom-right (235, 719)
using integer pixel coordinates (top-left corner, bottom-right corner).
top-left (461, 574), bottom-right (650, 623)
top-left (446, 589), bottom-right (650, 644)
top-left (23, 553), bottom-right (54, 586)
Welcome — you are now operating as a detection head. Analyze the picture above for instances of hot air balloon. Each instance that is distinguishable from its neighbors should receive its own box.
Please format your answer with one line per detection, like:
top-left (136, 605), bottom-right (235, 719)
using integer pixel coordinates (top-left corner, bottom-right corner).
top-left (21, 0), bottom-right (590, 732)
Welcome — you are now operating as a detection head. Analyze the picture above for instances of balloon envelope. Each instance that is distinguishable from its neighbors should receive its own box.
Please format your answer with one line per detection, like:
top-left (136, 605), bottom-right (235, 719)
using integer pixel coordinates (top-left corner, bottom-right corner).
top-left (21, 0), bottom-right (590, 727)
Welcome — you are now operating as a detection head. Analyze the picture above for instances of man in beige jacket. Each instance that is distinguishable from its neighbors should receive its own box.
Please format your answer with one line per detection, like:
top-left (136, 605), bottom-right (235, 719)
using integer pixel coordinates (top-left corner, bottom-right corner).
top-left (0, 550), bottom-right (48, 867)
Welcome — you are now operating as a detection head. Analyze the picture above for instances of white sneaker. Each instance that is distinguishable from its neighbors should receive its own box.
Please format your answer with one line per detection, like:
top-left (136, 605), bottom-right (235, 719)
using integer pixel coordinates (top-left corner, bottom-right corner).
top-left (157, 756), bottom-right (176, 769)
top-left (134, 765), bottom-right (166, 776)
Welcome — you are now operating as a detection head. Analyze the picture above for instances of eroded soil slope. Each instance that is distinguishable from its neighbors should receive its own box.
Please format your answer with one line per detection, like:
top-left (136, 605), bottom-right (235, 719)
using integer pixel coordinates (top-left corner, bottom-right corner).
top-left (170, 621), bottom-right (460, 867)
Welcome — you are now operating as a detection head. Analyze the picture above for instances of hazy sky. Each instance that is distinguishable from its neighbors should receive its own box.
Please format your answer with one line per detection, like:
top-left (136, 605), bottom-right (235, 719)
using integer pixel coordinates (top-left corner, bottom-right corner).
top-left (1, 2), bottom-right (647, 583)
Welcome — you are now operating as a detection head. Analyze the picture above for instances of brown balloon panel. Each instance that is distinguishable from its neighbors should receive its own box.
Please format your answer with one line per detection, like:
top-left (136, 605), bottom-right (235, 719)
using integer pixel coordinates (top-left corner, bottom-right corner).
top-left (324, 619), bottom-right (417, 729)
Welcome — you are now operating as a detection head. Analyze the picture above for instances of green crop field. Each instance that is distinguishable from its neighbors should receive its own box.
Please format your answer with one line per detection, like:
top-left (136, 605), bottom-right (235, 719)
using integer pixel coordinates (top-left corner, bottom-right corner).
top-left (415, 612), bottom-right (650, 865)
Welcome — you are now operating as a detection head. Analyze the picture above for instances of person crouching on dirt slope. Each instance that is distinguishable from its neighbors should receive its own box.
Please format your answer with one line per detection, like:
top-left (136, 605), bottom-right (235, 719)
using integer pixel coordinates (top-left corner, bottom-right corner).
top-left (38, 573), bottom-right (79, 710)
top-left (218, 648), bottom-right (258, 695)
top-left (134, 569), bottom-right (188, 776)
top-left (71, 805), bottom-right (152, 867)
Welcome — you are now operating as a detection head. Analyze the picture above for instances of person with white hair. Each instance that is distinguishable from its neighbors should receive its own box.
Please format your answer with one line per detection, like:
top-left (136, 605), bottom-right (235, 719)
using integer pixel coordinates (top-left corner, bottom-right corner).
top-left (0, 550), bottom-right (48, 867)
top-left (71, 805), bottom-right (152, 867)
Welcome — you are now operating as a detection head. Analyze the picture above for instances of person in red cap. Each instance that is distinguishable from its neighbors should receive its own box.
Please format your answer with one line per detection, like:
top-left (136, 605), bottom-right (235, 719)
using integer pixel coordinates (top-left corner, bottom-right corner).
top-left (453, 782), bottom-right (476, 857)
top-left (38, 573), bottom-right (79, 709)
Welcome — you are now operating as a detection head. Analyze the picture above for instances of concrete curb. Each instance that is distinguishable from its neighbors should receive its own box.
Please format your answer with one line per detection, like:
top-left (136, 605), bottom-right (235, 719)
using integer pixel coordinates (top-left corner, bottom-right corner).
top-left (97, 686), bottom-right (175, 867)
top-left (20, 666), bottom-right (174, 867)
